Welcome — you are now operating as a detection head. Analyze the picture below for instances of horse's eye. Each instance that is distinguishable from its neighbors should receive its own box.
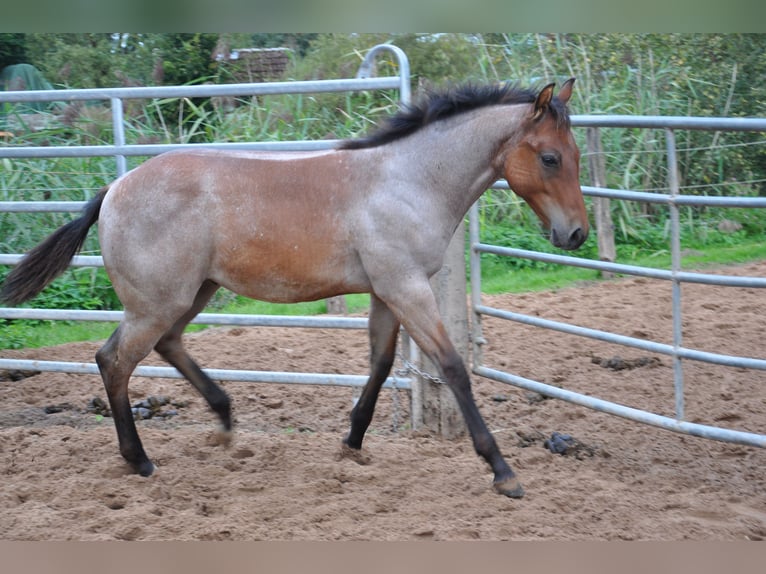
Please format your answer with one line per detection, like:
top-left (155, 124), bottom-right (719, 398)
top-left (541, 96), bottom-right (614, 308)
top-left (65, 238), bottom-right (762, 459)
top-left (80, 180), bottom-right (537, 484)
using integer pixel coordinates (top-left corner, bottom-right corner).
top-left (541, 153), bottom-right (559, 168)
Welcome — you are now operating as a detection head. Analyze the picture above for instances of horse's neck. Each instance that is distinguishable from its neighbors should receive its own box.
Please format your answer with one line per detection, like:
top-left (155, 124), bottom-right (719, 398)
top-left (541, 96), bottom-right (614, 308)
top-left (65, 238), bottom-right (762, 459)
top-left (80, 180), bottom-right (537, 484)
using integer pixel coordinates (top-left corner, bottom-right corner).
top-left (388, 104), bottom-right (528, 214)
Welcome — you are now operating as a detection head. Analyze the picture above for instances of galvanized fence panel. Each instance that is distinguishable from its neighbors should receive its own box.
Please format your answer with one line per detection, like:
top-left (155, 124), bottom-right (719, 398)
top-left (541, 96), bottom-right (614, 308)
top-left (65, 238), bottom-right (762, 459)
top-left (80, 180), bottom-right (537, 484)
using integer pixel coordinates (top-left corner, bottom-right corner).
top-left (469, 116), bottom-right (766, 448)
top-left (0, 44), bottom-right (412, 391)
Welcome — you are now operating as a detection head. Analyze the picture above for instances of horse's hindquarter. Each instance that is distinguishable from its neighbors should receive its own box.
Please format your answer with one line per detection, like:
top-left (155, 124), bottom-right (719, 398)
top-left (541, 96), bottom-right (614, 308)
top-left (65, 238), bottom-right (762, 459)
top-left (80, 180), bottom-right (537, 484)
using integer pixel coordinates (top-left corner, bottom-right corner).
top-left (101, 150), bottom-right (372, 305)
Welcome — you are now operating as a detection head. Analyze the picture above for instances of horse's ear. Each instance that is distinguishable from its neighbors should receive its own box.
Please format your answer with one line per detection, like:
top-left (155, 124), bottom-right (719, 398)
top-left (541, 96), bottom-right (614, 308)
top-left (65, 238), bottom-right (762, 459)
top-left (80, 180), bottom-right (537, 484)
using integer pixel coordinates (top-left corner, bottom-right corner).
top-left (533, 83), bottom-right (556, 120)
top-left (558, 77), bottom-right (575, 105)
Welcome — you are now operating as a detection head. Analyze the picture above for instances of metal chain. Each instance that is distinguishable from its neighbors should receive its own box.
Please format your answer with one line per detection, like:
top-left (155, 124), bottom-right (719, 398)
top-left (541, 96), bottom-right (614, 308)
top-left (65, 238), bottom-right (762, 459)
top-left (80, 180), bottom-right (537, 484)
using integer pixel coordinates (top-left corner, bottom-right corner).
top-left (389, 351), bottom-right (446, 434)
top-left (395, 352), bottom-right (446, 385)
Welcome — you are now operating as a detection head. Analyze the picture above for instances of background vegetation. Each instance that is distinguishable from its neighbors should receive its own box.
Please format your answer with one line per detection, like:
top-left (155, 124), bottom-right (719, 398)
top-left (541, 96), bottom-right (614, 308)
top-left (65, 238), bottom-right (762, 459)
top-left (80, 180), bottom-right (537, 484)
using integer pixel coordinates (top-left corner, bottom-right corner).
top-left (1, 33), bottom-right (765, 349)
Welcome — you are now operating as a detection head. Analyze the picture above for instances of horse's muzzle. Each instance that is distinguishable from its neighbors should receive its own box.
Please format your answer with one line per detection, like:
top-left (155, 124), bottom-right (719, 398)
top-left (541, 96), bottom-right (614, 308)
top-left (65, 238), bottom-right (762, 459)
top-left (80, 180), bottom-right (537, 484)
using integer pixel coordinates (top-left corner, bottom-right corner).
top-left (551, 226), bottom-right (587, 250)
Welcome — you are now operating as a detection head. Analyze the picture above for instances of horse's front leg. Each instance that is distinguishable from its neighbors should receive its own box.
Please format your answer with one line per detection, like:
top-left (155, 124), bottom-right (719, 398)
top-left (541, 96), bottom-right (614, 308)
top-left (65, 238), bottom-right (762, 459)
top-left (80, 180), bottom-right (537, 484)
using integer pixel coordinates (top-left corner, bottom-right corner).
top-left (344, 293), bottom-right (400, 450)
top-left (376, 279), bottom-right (524, 498)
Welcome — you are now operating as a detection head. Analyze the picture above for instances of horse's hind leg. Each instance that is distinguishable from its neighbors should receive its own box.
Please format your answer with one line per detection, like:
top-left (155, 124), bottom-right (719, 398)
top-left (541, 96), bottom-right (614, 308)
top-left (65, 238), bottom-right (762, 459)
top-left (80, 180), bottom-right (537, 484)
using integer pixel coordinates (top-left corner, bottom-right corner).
top-left (96, 317), bottom-right (169, 476)
top-left (153, 280), bottom-right (232, 433)
top-left (343, 294), bottom-right (400, 450)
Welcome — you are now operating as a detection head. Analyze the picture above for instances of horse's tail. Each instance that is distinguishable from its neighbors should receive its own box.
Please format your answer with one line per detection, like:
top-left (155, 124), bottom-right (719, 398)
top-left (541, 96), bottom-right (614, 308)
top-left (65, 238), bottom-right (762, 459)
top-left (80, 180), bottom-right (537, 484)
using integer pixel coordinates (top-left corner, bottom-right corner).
top-left (1, 186), bottom-right (109, 306)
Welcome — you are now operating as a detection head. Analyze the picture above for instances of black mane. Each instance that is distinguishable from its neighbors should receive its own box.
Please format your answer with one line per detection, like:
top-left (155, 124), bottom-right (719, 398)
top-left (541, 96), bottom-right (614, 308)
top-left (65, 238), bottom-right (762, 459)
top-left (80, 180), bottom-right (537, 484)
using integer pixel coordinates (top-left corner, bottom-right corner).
top-left (340, 82), bottom-right (569, 150)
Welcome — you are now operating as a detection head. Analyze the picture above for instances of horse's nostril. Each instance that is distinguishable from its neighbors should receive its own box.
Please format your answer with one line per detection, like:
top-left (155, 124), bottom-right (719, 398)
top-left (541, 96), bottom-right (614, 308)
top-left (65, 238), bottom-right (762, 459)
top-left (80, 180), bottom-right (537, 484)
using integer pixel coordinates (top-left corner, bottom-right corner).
top-left (568, 227), bottom-right (589, 249)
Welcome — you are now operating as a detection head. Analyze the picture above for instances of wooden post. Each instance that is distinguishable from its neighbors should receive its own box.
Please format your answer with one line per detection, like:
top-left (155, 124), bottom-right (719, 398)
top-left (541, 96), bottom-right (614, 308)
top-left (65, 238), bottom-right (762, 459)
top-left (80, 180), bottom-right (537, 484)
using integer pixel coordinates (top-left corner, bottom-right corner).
top-left (586, 127), bottom-right (616, 278)
top-left (325, 295), bottom-right (347, 315)
top-left (410, 220), bottom-right (468, 439)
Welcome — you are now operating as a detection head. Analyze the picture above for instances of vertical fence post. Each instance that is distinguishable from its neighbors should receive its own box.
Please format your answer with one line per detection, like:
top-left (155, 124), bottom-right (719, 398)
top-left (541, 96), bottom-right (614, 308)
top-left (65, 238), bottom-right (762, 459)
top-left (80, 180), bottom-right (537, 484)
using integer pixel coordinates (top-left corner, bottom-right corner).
top-left (468, 202), bottom-right (485, 372)
top-left (411, 220), bottom-right (468, 439)
top-left (586, 127), bottom-right (616, 278)
top-left (111, 97), bottom-right (127, 177)
top-left (665, 128), bottom-right (685, 421)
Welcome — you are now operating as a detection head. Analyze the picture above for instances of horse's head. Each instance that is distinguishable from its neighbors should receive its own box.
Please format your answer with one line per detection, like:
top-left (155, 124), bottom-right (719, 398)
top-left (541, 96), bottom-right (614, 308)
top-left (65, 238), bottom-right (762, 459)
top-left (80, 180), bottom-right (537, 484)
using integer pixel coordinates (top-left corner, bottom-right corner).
top-left (502, 78), bottom-right (589, 251)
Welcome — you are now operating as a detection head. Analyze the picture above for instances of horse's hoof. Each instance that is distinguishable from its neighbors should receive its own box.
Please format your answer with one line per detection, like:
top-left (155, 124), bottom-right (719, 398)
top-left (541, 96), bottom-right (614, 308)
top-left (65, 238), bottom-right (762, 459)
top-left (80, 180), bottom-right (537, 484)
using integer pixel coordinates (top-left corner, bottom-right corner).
top-left (493, 476), bottom-right (525, 498)
top-left (337, 442), bottom-right (371, 465)
top-left (207, 427), bottom-right (233, 448)
top-left (136, 460), bottom-right (155, 477)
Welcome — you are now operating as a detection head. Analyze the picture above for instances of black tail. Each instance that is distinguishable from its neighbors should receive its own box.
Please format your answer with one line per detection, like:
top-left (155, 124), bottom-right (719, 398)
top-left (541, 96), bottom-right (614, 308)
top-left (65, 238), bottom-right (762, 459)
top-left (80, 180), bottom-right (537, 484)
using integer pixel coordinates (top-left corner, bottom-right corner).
top-left (1, 186), bottom-right (109, 306)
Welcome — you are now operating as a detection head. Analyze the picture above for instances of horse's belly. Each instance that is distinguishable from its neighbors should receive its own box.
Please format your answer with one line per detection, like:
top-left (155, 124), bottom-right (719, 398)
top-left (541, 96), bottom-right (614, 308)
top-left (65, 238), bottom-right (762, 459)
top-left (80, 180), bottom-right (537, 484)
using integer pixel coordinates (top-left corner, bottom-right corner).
top-left (211, 242), bottom-right (370, 303)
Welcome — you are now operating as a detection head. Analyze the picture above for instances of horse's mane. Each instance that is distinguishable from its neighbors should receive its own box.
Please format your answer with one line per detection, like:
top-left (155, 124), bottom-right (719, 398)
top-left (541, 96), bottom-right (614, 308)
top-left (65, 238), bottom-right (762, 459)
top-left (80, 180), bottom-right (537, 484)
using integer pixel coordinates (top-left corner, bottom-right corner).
top-left (339, 82), bottom-right (570, 150)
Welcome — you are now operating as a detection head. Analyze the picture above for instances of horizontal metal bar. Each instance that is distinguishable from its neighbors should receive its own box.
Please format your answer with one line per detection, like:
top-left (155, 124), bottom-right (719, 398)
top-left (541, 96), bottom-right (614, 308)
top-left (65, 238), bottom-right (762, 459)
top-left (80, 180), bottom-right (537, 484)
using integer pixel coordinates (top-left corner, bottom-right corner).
top-left (0, 77), bottom-right (402, 104)
top-left (0, 307), bottom-right (369, 329)
top-left (474, 304), bottom-right (766, 370)
top-left (474, 243), bottom-right (671, 280)
top-left (0, 254), bottom-right (103, 267)
top-left (473, 365), bottom-right (765, 448)
top-left (0, 201), bottom-right (89, 213)
top-left (471, 244), bottom-right (766, 288)
top-left (486, 180), bottom-right (766, 208)
top-left (581, 186), bottom-right (766, 208)
top-left (571, 114), bottom-right (766, 132)
top-left (0, 358), bottom-right (410, 390)
top-left (0, 140), bottom-right (342, 159)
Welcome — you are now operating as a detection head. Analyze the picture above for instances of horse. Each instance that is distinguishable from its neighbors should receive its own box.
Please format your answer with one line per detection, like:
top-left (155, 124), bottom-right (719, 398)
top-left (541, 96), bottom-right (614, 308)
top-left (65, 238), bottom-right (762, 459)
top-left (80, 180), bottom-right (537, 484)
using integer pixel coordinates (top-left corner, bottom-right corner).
top-left (1, 79), bottom-right (588, 498)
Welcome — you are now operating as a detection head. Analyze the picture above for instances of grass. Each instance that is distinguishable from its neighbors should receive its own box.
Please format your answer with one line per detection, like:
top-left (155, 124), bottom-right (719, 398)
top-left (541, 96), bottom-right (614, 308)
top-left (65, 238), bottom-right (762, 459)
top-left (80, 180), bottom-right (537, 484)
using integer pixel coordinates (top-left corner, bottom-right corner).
top-left (477, 238), bottom-right (766, 295)
top-left (1, 319), bottom-right (118, 350)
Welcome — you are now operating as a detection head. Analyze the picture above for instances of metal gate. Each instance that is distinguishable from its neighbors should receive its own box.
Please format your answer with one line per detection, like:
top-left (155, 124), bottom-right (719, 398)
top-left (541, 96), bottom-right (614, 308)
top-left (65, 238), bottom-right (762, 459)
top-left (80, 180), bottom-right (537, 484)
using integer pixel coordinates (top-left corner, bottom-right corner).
top-left (469, 116), bottom-right (766, 448)
top-left (0, 44), bottom-right (412, 391)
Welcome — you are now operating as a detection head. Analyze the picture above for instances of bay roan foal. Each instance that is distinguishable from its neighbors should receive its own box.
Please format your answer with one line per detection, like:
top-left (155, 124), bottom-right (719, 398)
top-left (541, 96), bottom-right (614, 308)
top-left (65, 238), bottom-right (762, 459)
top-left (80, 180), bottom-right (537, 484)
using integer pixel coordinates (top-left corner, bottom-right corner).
top-left (1, 79), bottom-right (588, 498)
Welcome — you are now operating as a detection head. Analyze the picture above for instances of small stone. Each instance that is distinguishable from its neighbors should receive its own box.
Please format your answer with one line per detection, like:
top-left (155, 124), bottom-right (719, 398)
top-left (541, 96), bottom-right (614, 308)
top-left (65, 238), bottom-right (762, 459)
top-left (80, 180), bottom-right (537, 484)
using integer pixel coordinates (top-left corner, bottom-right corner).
top-left (263, 398), bottom-right (284, 409)
top-left (525, 392), bottom-right (549, 404)
top-left (87, 397), bottom-right (110, 416)
top-left (146, 396), bottom-right (162, 409)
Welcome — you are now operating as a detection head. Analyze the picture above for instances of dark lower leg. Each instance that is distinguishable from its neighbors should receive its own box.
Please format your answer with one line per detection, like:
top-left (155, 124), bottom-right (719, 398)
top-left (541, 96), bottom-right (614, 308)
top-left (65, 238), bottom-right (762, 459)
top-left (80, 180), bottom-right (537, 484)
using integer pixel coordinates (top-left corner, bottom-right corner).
top-left (157, 344), bottom-right (232, 431)
top-left (96, 328), bottom-right (154, 476)
top-left (108, 391), bottom-right (155, 476)
top-left (344, 356), bottom-right (395, 449)
top-left (441, 352), bottom-right (524, 498)
top-left (154, 280), bottom-right (231, 430)
top-left (344, 295), bottom-right (399, 450)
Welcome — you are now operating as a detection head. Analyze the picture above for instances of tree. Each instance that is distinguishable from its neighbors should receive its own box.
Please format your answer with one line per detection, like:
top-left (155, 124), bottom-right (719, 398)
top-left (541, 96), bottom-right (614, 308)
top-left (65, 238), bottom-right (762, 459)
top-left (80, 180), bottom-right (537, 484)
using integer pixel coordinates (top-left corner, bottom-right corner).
top-left (152, 34), bottom-right (220, 86)
top-left (23, 34), bottom-right (118, 88)
top-left (0, 33), bottom-right (27, 71)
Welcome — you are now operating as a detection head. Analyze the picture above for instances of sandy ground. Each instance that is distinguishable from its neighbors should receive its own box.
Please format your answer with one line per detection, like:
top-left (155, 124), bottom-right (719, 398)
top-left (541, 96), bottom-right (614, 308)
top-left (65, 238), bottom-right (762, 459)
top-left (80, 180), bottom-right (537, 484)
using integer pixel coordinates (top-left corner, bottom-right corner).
top-left (1, 261), bottom-right (764, 541)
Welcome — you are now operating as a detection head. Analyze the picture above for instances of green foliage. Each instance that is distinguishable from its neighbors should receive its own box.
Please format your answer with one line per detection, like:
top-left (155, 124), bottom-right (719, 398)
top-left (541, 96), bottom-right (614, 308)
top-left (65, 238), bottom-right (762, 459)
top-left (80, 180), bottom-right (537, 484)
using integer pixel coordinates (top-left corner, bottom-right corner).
top-left (0, 34), bottom-right (27, 70)
top-left (0, 264), bottom-right (119, 312)
top-left (153, 34), bottom-right (220, 87)
top-left (23, 34), bottom-right (121, 89)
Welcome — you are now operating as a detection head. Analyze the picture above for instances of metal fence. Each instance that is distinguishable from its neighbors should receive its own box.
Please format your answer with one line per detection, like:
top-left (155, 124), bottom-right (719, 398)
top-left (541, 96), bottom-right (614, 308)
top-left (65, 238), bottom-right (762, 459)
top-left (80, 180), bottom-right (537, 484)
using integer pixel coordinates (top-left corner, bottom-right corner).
top-left (469, 115), bottom-right (766, 448)
top-left (0, 43), bottom-right (412, 391)
top-left (2, 56), bottom-right (766, 448)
